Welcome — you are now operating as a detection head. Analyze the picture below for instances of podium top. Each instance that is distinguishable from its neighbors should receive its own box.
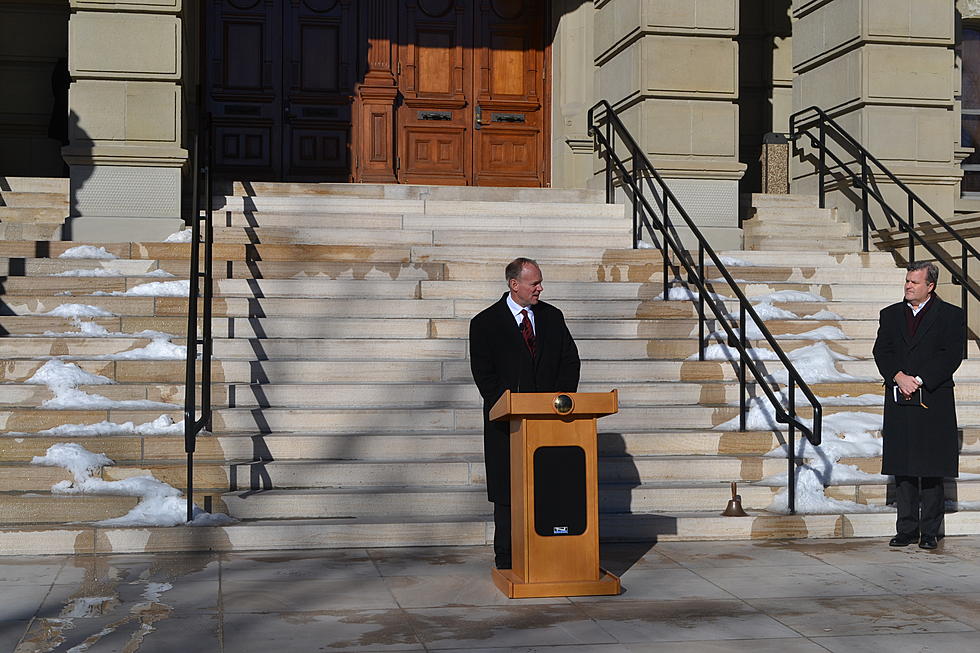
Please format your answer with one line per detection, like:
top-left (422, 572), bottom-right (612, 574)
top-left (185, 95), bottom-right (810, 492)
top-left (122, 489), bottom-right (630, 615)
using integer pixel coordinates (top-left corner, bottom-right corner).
top-left (489, 390), bottom-right (618, 421)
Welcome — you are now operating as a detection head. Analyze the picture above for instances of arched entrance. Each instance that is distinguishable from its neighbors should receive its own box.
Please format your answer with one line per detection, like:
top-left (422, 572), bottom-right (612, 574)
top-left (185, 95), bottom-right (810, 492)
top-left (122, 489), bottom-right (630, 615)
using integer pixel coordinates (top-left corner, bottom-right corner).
top-left (206, 0), bottom-right (550, 186)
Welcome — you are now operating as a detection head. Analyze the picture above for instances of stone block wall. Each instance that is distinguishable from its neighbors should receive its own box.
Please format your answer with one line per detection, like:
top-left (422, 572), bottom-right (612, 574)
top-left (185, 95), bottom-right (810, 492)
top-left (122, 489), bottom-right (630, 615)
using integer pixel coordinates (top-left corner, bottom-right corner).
top-left (64, 0), bottom-right (188, 241)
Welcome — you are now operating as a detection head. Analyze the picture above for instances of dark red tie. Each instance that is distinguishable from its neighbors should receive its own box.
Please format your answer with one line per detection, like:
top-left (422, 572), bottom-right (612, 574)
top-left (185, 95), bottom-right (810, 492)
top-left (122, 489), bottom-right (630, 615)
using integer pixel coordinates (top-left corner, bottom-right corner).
top-left (520, 309), bottom-right (536, 357)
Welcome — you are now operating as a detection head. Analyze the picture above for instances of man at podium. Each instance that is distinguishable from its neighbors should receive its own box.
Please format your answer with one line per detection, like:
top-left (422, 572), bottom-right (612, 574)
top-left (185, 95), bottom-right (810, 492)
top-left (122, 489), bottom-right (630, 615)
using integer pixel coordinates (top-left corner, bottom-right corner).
top-left (469, 257), bottom-right (581, 569)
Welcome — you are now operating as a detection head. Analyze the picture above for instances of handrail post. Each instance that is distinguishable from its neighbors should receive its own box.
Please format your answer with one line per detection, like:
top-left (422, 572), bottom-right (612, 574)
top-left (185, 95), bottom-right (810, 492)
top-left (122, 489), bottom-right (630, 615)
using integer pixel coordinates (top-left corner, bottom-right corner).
top-left (738, 304), bottom-right (746, 432)
top-left (860, 150), bottom-right (869, 253)
top-left (605, 118), bottom-right (613, 204)
top-left (631, 146), bottom-right (639, 248)
top-left (698, 246), bottom-right (705, 361)
top-left (964, 246), bottom-right (969, 360)
top-left (788, 380), bottom-right (796, 515)
top-left (661, 182), bottom-right (669, 300)
top-left (818, 119), bottom-right (826, 209)
top-left (908, 196), bottom-right (915, 263)
top-left (184, 125), bottom-right (202, 523)
top-left (203, 113), bottom-right (214, 432)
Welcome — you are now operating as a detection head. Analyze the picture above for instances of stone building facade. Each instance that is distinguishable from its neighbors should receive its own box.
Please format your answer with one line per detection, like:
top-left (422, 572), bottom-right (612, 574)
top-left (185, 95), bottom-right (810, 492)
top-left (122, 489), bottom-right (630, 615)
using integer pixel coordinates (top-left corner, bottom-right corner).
top-left (0, 0), bottom-right (973, 247)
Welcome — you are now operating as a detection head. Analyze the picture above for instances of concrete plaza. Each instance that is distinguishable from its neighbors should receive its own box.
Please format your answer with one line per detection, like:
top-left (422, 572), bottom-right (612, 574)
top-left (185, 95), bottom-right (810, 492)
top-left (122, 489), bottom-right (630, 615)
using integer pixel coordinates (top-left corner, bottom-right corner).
top-left (5, 536), bottom-right (980, 652)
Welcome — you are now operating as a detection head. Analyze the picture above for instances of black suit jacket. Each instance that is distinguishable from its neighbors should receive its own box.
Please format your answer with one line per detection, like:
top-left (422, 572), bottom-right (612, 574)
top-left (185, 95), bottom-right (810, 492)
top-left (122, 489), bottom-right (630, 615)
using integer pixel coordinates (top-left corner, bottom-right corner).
top-left (872, 295), bottom-right (965, 477)
top-left (469, 293), bottom-right (580, 503)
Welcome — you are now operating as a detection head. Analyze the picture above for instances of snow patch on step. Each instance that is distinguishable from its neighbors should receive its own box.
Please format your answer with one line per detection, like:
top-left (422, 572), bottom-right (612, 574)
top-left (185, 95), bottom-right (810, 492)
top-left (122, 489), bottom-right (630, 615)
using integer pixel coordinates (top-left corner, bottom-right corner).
top-left (58, 246), bottom-right (118, 260)
top-left (30, 442), bottom-right (233, 527)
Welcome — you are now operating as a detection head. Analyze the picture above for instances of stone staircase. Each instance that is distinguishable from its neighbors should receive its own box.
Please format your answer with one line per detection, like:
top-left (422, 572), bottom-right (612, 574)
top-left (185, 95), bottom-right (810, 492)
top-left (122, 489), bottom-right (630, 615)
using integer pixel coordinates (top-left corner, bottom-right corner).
top-left (0, 177), bottom-right (68, 241)
top-left (2, 182), bottom-right (980, 554)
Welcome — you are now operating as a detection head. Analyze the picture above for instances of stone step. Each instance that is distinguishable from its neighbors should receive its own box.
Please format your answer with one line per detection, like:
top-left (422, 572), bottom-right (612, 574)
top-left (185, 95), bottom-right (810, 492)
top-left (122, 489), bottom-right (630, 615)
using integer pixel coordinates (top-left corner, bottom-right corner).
top-left (218, 196), bottom-right (627, 219)
top-left (745, 238), bottom-right (863, 252)
top-left (218, 182), bottom-right (607, 203)
top-left (10, 425), bottom-right (926, 464)
top-left (0, 494), bottom-right (139, 524)
top-left (433, 317), bottom-right (882, 340)
top-left (212, 226), bottom-right (436, 246)
top-left (0, 177), bottom-right (68, 193)
top-left (0, 207), bottom-right (67, 223)
top-left (0, 375), bottom-right (897, 410)
top-left (420, 280), bottom-right (901, 302)
top-left (0, 223), bottom-right (63, 241)
top-left (750, 193), bottom-right (820, 208)
top-left (0, 408), bottom-right (183, 434)
top-left (0, 191), bottom-right (68, 209)
top-left (210, 225), bottom-right (631, 248)
top-left (1, 257), bottom-right (170, 277)
top-left (218, 479), bottom-right (980, 519)
top-left (745, 223), bottom-right (851, 238)
top-left (714, 249), bottom-right (892, 267)
top-left (12, 509), bottom-right (980, 555)
top-left (1, 275), bottom-right (182, 295)
top-left (440, 262), bottom-right (904, 284)
top-left (749, 207), bottom-right (836, 223)
top-left (217, 210), bottom-right (626, 232)
top-left (20, 451), bottom-right (977, 493)
top-left (409, 245), bottom-right (643, 264)
top-left (0, 355), bottom-right (895, 385)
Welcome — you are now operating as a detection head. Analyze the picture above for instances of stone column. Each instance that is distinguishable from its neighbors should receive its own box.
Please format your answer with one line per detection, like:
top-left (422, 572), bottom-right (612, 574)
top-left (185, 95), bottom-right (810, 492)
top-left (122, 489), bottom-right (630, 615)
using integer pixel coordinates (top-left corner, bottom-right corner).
top-left (551, 0), bottom-right (597, 189)
top-left (791, 0), bottom-right (959, 231)
top-left (593, 0), bottom-right (746, 249)
top-left (63, 0), bottom-right (186, 241)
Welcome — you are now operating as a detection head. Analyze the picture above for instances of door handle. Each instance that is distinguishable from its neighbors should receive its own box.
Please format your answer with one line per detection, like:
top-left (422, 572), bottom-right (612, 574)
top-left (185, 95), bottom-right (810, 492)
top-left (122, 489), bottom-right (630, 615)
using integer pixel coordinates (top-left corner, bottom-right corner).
top-left (475, 105), bottom-right (482, 130)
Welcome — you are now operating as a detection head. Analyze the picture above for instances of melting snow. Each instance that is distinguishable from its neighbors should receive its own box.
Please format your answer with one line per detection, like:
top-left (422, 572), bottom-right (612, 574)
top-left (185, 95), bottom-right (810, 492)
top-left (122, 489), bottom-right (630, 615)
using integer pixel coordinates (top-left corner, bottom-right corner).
top-left (750, 290), bottom-right (825, 303)
top-left (717, 255), bottom-right (755, 267)
top-left (53, 268), bottom-right (124, 277)
top-left (656, 286), bottom-right (733, 301)
top-left (24, 360), bottom-right (176, 410)
top-left (31, 443), bottom-right (234, 527)
top-left (92, 280), bottom-right (190, 297)
top-left (39, 415), bottom-right (185, 437)
top-left (59, 246), bottom-right (118, 260)
top-left (41, 304), bottom-right (117, 319)
top-left (804, 309), bottom-right (844, 320)
top-left (164, 228), bottom-right (193, 243)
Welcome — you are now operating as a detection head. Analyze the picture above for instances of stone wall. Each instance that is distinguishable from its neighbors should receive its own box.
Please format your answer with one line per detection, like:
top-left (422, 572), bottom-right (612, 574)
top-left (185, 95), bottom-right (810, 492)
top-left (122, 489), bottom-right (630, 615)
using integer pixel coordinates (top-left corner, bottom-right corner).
top-left (64, 0), bottom-right (188, 240)
top-left (790, 0), bottom-right (960, 233)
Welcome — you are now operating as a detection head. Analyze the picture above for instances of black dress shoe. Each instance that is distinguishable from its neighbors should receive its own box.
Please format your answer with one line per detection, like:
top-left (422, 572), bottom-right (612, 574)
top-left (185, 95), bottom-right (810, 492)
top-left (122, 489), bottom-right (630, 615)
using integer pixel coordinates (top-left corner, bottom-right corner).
top-left (889, 533), bottom-right (918, 547)
top-left (919, 535), bottom-right (938, 550)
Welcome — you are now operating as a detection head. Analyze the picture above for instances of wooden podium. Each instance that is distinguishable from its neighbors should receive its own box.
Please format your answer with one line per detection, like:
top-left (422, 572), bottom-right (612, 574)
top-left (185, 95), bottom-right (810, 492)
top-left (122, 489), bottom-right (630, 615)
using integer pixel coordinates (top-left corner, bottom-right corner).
top-left (489, 390), bottom-right (621, 598)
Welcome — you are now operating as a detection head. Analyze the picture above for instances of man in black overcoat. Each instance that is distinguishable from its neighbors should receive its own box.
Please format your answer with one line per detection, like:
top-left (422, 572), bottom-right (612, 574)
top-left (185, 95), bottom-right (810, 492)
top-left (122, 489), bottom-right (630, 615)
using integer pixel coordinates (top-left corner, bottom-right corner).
top-left (872, 261), bottom-right (965, 550)
top-left (469, 257), bottom-right (580, 569)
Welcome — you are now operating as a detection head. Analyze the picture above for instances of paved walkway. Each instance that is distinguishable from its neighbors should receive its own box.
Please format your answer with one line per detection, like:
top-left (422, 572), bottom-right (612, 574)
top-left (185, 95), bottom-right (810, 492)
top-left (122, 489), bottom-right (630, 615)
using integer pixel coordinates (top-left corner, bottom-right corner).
top-left (5, 536), bottom-right (980, 652)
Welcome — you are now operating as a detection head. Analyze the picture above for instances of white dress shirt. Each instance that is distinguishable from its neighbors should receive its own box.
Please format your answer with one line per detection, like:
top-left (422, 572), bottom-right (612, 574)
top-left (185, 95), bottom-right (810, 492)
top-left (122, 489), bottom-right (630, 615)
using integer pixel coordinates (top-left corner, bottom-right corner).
top-left (506, 294), bottom-right (535, 334)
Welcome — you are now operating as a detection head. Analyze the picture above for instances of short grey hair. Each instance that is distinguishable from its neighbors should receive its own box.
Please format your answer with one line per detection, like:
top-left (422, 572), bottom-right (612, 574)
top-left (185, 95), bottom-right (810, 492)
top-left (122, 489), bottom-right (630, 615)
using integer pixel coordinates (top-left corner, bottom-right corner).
top-left (907, 261), bottom-right (939, 287)
top-left (505, 257), bottom-right (539, 282)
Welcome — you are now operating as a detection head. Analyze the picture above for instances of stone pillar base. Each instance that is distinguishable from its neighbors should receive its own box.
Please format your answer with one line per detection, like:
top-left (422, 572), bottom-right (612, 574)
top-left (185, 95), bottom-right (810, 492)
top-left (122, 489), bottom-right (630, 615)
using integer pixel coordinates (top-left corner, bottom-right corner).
top-left (66, 164), bottom-right (184, 241)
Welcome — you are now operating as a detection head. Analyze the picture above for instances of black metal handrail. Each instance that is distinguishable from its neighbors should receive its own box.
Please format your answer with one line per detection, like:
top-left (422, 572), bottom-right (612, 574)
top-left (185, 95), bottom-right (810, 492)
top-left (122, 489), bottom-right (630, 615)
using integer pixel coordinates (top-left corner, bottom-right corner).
top-left (589, 100), bottom-right (822, 514)
top-left (791, 105), bottom-right (978, 356)
top-left (184, 112), bottom-right (214, 522)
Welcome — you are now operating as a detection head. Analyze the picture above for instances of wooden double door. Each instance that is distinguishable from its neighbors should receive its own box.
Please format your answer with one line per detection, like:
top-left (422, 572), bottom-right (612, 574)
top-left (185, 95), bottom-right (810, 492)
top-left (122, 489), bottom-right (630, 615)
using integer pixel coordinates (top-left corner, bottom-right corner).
top-left (207, 0), bottom-right (548, 186)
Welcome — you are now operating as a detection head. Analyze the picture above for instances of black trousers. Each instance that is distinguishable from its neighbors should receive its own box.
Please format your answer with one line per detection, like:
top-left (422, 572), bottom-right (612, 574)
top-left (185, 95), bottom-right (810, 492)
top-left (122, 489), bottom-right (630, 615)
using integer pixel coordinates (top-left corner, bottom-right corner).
top-left (895, 475), bottom-right (944, 538)
top-left (493, 502), bottom-right (511, 564)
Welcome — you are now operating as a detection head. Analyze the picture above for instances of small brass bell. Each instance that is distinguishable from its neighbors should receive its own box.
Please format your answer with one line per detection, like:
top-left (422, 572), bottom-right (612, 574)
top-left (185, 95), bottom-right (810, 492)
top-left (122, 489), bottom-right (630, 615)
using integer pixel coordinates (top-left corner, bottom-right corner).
top-left (722, 481), bottom-right (748, 517)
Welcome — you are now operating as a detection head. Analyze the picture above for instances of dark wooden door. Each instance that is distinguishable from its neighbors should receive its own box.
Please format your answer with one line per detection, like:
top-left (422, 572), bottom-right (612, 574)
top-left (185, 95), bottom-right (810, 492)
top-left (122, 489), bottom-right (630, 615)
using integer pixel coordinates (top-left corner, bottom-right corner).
top-left (208, 0), bottom-right (354, 181)
top-left (395, 0), bottom-right (547, 186)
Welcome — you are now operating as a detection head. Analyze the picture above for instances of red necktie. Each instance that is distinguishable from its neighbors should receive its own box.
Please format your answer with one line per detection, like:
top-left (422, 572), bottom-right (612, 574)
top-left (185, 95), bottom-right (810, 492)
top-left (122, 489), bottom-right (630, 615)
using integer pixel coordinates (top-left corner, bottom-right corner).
top-left (520, 309), bottom-right (536, 357)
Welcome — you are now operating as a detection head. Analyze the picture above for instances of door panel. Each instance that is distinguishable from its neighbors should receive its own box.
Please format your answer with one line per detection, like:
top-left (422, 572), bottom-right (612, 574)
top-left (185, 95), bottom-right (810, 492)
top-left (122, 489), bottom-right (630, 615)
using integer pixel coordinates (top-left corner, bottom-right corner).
top-left (396, 2), bottom-right (472, 185)
top-left (209, 0), bottom-right (353, 181)
top-left (209, 1), bottom-right (281, 177)
top-left (472, 0), bottom-right (545, 187)
top-left (282, 0), bottom-right (354, 180)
